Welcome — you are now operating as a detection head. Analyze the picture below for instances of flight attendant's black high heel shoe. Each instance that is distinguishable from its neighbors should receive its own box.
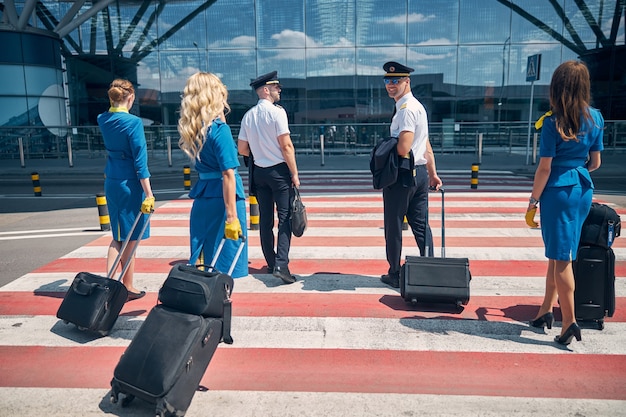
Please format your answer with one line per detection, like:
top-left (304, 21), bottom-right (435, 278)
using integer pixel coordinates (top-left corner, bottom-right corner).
top-left (529, 312), bottom-right (554, 329)
top-left (555, 323), bottom-right (582, 345)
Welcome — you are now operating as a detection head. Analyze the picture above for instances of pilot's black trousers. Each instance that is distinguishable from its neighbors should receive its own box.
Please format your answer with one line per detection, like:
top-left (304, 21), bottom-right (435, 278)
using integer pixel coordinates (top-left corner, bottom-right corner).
top-left (382, 164), bottom-right (434, 275)
top-left (253, 162), bottom-right (293, 270)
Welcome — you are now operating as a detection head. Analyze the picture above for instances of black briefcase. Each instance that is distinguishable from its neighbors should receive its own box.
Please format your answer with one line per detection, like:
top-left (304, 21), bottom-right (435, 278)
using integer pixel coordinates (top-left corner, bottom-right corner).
top-left (400, 189), bottom-right (471, 307)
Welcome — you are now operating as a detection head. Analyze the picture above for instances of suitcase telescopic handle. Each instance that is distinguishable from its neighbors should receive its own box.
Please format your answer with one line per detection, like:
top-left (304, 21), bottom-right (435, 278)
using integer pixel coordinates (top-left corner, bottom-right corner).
top-left (430, 186), bottom-right (446, 258)
top-left (210, 235), bottom-right (247, 276)
top-left (107, 210), bottom-right (153, 280)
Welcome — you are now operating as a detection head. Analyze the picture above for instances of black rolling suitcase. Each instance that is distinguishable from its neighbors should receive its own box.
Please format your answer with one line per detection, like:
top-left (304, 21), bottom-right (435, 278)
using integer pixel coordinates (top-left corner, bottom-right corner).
top-left (110, 305), bottom-right (223, 417)
top-left (573, 203), bottom-right (620, 330)
top-left (574, 245), bottom-right (616, 330)
top-left (56, 211), bottom-right (151, 336)
top-left (400, 188), bottom-right (471, 307)
top-left (110, 237), bottom-right (244, 417)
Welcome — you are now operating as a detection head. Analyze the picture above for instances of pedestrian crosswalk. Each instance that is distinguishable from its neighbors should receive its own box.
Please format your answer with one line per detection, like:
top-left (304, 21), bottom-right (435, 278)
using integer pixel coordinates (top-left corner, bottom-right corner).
top-left (0, 175), bottom-right (625, 416)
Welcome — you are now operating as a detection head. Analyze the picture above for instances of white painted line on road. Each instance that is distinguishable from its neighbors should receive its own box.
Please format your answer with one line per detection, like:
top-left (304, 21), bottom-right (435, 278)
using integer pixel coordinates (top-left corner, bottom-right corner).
top-left (0, 227), bottom-right (101, 235)
top-left (0, 231), bottom-right (106, 241)
top-left (2, 315), bottom-right (626, 354)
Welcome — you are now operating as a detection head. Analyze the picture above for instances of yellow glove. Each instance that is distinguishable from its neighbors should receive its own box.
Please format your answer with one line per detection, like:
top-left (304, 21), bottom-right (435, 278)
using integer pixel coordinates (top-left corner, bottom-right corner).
top-left (141, 196), bottom-right (155, 214)
top-left (224, 218), bottom-right (243, 240)
top-left (525, 206), bottom-right (539, 228)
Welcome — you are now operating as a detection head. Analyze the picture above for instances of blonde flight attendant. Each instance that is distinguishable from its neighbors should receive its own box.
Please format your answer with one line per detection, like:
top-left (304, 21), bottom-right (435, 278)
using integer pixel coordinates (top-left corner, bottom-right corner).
top-left (178, 72), bottom-right (247, 277)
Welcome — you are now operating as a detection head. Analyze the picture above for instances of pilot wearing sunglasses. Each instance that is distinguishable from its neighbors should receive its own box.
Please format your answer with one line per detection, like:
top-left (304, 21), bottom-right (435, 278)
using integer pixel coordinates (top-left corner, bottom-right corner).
top-left (379, 61), bottom-right (443, 289)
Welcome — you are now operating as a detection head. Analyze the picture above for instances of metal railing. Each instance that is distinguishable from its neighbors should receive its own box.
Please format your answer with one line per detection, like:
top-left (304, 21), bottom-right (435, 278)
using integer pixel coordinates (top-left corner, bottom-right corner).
top-left (1, 121), bottom-right (625, 165)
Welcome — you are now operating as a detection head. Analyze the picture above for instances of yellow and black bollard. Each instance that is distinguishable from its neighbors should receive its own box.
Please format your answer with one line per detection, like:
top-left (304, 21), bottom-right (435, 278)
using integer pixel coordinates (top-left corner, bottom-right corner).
top-left (402, 215), bottom-right (408, 230)
top-left (95, 193), bottom-right (111, 231)
top-left (470, 163), bottom-right (480, 189)
top-left (249, 196), bottom-right (259, 230)
top-left (183, 165), bottom-right (191, 190)
top-left (31, 172), bottom-right (42, 196)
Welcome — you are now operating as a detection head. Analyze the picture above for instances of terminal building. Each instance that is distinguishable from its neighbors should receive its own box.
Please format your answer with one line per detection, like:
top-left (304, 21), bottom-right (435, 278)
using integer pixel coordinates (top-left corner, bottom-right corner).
top-left (0, 0), bottom-right (624, 155)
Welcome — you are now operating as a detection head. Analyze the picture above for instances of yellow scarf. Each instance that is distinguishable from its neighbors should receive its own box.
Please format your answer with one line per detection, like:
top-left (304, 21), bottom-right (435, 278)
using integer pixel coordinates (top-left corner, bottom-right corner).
top-left (109, 106), bottom-right (129, 113)
top-left (534, 110), bottom-right (552, 130)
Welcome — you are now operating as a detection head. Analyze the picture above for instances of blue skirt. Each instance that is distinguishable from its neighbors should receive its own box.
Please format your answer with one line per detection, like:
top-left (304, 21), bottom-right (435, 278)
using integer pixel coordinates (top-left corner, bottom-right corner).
top-left (540, 184), bottom-right (592, 261)
top-left (189, 197), bottom-right (248, 278)
top-left (105, 178), bottom-right (149, 241)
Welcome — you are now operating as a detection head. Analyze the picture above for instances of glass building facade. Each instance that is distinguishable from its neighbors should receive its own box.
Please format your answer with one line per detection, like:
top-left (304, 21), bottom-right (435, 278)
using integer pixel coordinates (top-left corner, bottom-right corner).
top-left (1, 0), bottom-right (625, 136)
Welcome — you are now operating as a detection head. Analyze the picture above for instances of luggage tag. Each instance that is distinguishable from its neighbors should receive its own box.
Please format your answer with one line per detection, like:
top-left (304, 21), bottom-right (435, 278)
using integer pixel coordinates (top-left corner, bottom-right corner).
top-left (608, 221), bottom-right (615, 247)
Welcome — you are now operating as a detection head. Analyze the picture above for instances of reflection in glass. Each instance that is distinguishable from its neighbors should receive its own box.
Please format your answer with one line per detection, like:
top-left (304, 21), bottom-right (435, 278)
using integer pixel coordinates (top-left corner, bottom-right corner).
top-left (256, 0), bottom-right (305, 48)
top-left (408, 0), bottom-right (459, 45)
top-left (306, 0), bottom-right (356, 46)
top-left (459, 0), bottom-right (510, 44)
top-left (258, 49), bottom-right (306, 79)
top-left (356, 0), bottom-right (407, 46)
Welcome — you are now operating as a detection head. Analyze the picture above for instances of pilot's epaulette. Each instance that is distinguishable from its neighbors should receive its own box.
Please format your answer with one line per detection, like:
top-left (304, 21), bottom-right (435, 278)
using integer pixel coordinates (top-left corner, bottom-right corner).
top-left (400, 103), bottom-right (408, 110)
top-left (275, 104), bottom-right (283, 109)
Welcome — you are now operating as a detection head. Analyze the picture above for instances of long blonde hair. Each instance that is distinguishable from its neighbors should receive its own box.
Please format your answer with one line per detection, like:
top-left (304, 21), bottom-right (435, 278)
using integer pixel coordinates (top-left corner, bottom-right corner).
top-left (178, 72), bottom-right (230, 160)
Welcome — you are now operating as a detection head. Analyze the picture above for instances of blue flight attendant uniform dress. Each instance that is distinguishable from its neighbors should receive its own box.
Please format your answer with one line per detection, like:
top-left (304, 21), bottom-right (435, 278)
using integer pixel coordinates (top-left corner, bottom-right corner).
top-left (98, 108), bottom-right (150, 241)
top-left (538, 108), bottom-right (604, 261)
top-left (188, 119), bottom-right (248, 278)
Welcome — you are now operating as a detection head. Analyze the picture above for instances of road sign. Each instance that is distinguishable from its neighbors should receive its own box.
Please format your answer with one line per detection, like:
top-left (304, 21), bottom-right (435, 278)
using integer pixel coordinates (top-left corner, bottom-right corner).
top-left (526, 54), bottom-right (541, 82)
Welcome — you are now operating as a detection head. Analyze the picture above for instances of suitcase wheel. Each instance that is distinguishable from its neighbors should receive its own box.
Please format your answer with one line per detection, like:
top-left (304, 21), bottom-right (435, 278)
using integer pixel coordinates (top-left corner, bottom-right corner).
top-left (410, 298), bottom-right (418, 305)
top-left (77, 326), bottom-right (87, 331)
top-left (597, 320), bottom-right (605, 331)
top-left (98, 330), bottom-right (110, 337)
top-left (109, 392), bottom-right (118, 404)
top-left (121, 394), bottom-right (135, 407)
top-left (62, 320), bottom-right (69, 325)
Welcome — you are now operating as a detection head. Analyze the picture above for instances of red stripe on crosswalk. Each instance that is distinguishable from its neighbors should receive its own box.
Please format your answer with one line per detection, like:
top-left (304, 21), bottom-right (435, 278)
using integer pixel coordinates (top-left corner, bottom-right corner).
top-left (2, 292), bottom-right (625, 322)
top-left (0, 346), bottom-right (624, 400)
top-left (150, 219), bottom-right (540, 229)
top-left (33, 258), bottom-right (626, 277)
top-left (157, 206), bottom-right (532, 214)
top-left (84, 235), bottom-right (547, 248)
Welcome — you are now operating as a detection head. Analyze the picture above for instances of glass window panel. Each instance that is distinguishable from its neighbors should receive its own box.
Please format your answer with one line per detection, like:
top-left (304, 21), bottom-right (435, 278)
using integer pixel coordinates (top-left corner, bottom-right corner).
top-left (0, 97), bottom-right (28, 126)
top-left (356, 46), bottom-right (406, 75)
top-left (305, 0), bottom-right (356, 47)
top-left (257, 49), bottom-right (306, 79)
top-left (408, 0), bottom-right (459, 45)
top-left (408, 46), bottom-right (457, 86)
top-left (22, 34), bottom-right (60, 67)
top-left (506, 44), bottom-right (568, 87)
top-left (159, 51), bottom-right (203, 93)
top-left (137, 53), bottom-right (162, 92)
top-left (24, 67), bottom-right (61, 96)
top-left (0, 32), bottom-right (23, 63)
top-left (159, 1), bottom-right (207, 50)
top-left (207, 49), bottom-right (257, 91)
top-left (510, 2), bottom-right (564, 43)
top-left (564, 0), bottom-right (618, 45)
top-left (356, 0), bottom-right (407, 46)
top-left (256, 0), bottom-right (304, 48)
top-left (206, 0), bottom-right (255, 48)
top-left (0, 65), bottom-right (26, 95)
top-left (458, 45), bottom-right (509, 87)
top-left (306, 48), bottom-right (356, 77)
top-left (459, 0), bottom-right (511, 44)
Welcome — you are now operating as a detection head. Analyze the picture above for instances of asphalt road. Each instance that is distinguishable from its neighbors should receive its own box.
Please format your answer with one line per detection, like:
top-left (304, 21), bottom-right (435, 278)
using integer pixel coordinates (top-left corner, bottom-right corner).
top-left (1, 169), bottom-right (624, 289)
top-left (0, 173), bottom-right (188, 287)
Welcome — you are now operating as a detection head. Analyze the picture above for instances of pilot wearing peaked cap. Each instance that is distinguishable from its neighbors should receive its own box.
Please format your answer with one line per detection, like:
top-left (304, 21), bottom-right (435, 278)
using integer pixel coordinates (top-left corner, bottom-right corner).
top-left (250, 71), bottom-right (281, 90)
top-left (378, 60), bottom-right (442, 290)
top-left (383, 61), bottom-right (414, 78)
top-left (238, 69), bottom-right (300, 286)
